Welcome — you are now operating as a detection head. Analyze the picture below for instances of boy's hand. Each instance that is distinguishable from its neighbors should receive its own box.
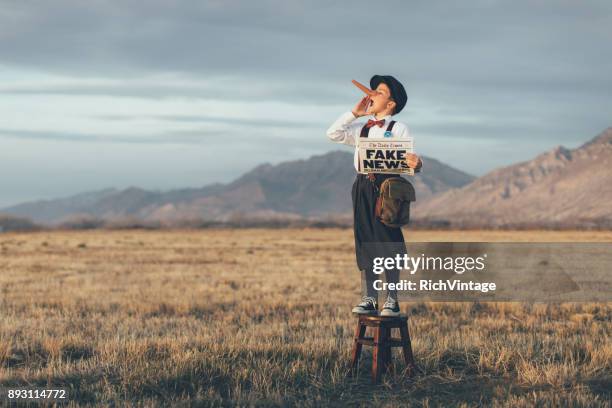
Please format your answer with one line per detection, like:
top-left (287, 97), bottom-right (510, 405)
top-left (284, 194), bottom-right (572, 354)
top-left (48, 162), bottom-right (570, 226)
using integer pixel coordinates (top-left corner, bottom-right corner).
top-left (352, 96), bottom-right (371, 118)
top-left (406, 153), bottom-right (422, 171)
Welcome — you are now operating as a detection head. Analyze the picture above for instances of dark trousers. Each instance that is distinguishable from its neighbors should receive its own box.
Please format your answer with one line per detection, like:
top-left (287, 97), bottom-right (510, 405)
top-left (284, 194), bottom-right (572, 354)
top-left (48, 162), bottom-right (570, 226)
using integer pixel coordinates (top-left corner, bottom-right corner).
top-left (352, 173), bottom-right (406, 302)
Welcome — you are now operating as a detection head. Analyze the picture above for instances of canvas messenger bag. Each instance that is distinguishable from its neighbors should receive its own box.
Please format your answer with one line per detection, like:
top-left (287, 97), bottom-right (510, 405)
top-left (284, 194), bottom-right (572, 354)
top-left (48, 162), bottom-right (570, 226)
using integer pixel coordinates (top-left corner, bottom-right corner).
top-left (369, 175), bottom-right (416, 228)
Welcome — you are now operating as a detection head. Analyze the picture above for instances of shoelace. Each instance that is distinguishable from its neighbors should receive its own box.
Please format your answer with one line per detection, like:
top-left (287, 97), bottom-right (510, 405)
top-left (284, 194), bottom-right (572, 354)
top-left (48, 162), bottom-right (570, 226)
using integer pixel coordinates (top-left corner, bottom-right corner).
top-left (383, 299), bottom-right (397, 308)
top-left (361, 296), bottom-right (376, 306)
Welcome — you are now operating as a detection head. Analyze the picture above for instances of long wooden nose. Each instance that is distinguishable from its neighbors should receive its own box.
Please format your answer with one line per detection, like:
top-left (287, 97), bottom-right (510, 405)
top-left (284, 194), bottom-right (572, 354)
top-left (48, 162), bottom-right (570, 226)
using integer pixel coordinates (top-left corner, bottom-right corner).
top-left (352, 79), bottom-right (376, 96)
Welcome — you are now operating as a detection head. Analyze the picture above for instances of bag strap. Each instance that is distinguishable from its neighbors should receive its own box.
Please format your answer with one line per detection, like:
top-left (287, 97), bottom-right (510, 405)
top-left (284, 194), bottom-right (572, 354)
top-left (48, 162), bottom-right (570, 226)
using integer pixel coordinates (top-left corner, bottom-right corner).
top-left (363, 121), bottom-right (395, 187)
top-left (360, 123), bottom-right (371, 138)
top-left (367, 173), bottom-right (378, 190)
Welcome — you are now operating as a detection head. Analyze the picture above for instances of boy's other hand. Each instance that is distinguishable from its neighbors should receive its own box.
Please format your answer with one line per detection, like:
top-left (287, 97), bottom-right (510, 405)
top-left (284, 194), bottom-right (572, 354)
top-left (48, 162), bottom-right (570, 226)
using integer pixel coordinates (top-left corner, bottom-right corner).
top-left (352, 96), bottom-right (371, 118)
top-left (406, 153), bottom-right (422, 170)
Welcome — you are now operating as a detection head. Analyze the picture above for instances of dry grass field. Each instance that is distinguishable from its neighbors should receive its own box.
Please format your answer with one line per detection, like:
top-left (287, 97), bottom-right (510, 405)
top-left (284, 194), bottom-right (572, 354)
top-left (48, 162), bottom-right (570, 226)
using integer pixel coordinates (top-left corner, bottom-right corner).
top-left (0, 228), bottom-right (610, 407)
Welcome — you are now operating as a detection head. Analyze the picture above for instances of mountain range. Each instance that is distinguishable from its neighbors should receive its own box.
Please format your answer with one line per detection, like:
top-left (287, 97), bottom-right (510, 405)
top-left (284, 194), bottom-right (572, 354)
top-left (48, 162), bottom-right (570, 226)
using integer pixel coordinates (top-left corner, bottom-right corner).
top-left (1, 127), bottom-right (610, 228)
top-left (414, 127), bottom-right (612, 228)
top-left (0, 151), bottom-right (474, 226)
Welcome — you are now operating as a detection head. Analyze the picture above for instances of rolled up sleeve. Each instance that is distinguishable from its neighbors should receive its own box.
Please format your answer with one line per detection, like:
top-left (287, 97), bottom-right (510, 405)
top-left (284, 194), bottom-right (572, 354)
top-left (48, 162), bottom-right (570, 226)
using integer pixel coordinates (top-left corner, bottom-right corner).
top-left (326, 111), bottom-right (361, 147)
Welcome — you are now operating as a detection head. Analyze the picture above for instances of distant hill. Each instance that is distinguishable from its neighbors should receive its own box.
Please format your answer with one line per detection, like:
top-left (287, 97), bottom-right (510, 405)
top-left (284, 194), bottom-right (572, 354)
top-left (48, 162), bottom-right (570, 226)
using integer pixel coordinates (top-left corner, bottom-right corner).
top-left (415, 127), bottom-right (612, 228)
top-left (0, 214), bottom-right (42, 232)
top-left (0, 151), bottom-right (474, 226)
top-left (5, 126), bottom-right (611, 229)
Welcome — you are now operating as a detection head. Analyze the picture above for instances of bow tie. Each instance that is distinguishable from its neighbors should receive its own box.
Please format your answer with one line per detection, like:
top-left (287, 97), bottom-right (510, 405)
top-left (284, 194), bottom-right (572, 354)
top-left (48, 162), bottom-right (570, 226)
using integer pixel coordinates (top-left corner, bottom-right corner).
top-left (366, 119), bottom-right (385, 128)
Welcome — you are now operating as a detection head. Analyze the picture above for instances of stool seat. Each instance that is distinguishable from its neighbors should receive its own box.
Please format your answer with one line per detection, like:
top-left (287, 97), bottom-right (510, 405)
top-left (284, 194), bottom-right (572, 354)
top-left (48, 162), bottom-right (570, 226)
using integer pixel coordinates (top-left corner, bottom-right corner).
top-left (350, 312), bottom-right (416, 383)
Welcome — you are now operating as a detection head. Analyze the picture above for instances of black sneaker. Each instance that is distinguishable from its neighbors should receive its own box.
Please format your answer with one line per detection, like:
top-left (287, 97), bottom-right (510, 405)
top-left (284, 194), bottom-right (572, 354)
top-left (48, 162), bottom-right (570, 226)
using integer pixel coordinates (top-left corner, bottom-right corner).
top-left (352, 296), bottom-right (378, 315)
top-left (380, 298), bottom-right (400, 317)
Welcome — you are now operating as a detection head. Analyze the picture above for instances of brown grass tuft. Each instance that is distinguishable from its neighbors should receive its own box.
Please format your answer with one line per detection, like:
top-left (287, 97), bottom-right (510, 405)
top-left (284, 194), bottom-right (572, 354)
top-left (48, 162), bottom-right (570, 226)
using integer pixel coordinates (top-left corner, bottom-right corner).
top-left (0, 228), bottom-right (610, 406)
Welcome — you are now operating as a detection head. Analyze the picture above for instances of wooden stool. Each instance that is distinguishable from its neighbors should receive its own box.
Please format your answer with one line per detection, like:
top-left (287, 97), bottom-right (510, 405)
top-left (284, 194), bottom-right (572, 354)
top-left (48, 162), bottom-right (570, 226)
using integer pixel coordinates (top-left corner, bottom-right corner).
top-left (350, 313), bottom-right (416, 383)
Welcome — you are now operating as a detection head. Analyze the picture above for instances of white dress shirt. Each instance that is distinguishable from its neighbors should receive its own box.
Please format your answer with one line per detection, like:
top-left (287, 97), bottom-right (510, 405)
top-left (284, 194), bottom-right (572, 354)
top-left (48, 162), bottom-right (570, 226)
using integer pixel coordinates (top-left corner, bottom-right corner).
top-left (326, 111), bottom-right (411, 173)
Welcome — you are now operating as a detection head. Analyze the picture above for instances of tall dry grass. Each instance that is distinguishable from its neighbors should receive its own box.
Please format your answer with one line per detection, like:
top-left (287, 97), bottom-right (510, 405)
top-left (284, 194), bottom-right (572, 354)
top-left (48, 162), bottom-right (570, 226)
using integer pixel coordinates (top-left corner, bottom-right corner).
top-left (0, 229), bottom-right (610, 407)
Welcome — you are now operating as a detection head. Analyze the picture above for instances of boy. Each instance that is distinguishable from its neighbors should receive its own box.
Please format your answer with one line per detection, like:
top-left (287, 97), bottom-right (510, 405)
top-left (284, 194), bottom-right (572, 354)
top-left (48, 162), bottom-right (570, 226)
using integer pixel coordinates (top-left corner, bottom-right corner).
top-left (326, 75), bottom-right (422, 317)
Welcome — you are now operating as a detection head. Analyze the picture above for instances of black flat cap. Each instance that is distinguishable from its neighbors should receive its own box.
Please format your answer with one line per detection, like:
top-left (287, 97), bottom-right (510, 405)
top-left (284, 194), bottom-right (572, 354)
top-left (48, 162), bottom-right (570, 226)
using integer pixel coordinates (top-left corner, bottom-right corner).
top-left (370, 75), bottom-right (408, 114)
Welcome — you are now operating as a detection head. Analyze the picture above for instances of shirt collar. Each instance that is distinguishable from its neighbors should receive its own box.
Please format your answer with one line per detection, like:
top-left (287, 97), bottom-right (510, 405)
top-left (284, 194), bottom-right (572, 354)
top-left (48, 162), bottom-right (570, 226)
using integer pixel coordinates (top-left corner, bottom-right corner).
top-left (371, 114), bottom-right (393, 122)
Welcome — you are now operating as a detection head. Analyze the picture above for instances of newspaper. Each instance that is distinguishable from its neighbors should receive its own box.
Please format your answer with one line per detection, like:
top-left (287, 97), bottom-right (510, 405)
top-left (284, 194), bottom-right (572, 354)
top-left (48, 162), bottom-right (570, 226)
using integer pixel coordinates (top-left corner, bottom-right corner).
top-left (357, 138), bottom-right (414, 175)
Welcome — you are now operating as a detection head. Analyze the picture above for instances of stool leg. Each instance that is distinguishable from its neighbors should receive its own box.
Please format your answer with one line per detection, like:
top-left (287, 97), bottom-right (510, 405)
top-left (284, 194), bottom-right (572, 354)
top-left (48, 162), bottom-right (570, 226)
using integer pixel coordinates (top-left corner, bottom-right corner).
top-left (381, 326), bottom-right (392, 374)
top-left (399, 321), bottom-right (416, 375)
top-left (372, 326), bottom-right (383, 384)
top-left (350, 321), bottom-right (366, 373)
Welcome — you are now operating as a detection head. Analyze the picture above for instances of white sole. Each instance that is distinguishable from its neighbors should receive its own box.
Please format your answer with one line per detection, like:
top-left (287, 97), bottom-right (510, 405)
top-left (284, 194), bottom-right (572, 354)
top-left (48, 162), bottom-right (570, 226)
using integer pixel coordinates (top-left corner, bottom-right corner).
top-left (380, 310), bottom-right (400, 317)
top-left (352, 308), bottom-right (378, 315)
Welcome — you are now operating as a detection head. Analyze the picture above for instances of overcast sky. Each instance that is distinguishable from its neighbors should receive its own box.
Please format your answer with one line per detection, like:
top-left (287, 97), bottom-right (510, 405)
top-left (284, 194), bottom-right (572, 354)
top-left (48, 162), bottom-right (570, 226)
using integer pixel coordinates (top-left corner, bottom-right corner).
top-left (1, 0), bottom-right (611, 208)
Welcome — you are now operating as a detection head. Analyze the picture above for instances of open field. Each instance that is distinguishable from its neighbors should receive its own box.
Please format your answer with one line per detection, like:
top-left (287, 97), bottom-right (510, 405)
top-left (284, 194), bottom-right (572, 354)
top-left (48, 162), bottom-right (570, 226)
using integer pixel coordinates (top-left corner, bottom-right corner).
top-left (0, 228), bottom-right (611, 407)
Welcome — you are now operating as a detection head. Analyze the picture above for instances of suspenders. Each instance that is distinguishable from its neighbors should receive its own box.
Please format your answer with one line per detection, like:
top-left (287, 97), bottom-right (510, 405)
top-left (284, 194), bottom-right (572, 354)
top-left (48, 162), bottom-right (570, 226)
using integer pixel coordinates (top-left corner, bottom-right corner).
top-left (360, 120), bottom-right (396, 138)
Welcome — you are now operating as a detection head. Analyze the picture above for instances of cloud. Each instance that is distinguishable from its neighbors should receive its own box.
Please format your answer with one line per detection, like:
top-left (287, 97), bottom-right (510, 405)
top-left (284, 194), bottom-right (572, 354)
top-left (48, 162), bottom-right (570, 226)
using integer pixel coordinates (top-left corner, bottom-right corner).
top-left (2, 1), bottom-right (610, 88)
top-left (0, 126), bottom-right (229, 145)
top-left (0, 0), bottom-right (611, 206)
top-left (2, 0), bottom-right (610, 127)
top-left (0, 122), bottom-right (324, 146)
top-left (0, 77), bottom-right (349, 104)
top-left (90, 113), bottom-right (319, 129)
